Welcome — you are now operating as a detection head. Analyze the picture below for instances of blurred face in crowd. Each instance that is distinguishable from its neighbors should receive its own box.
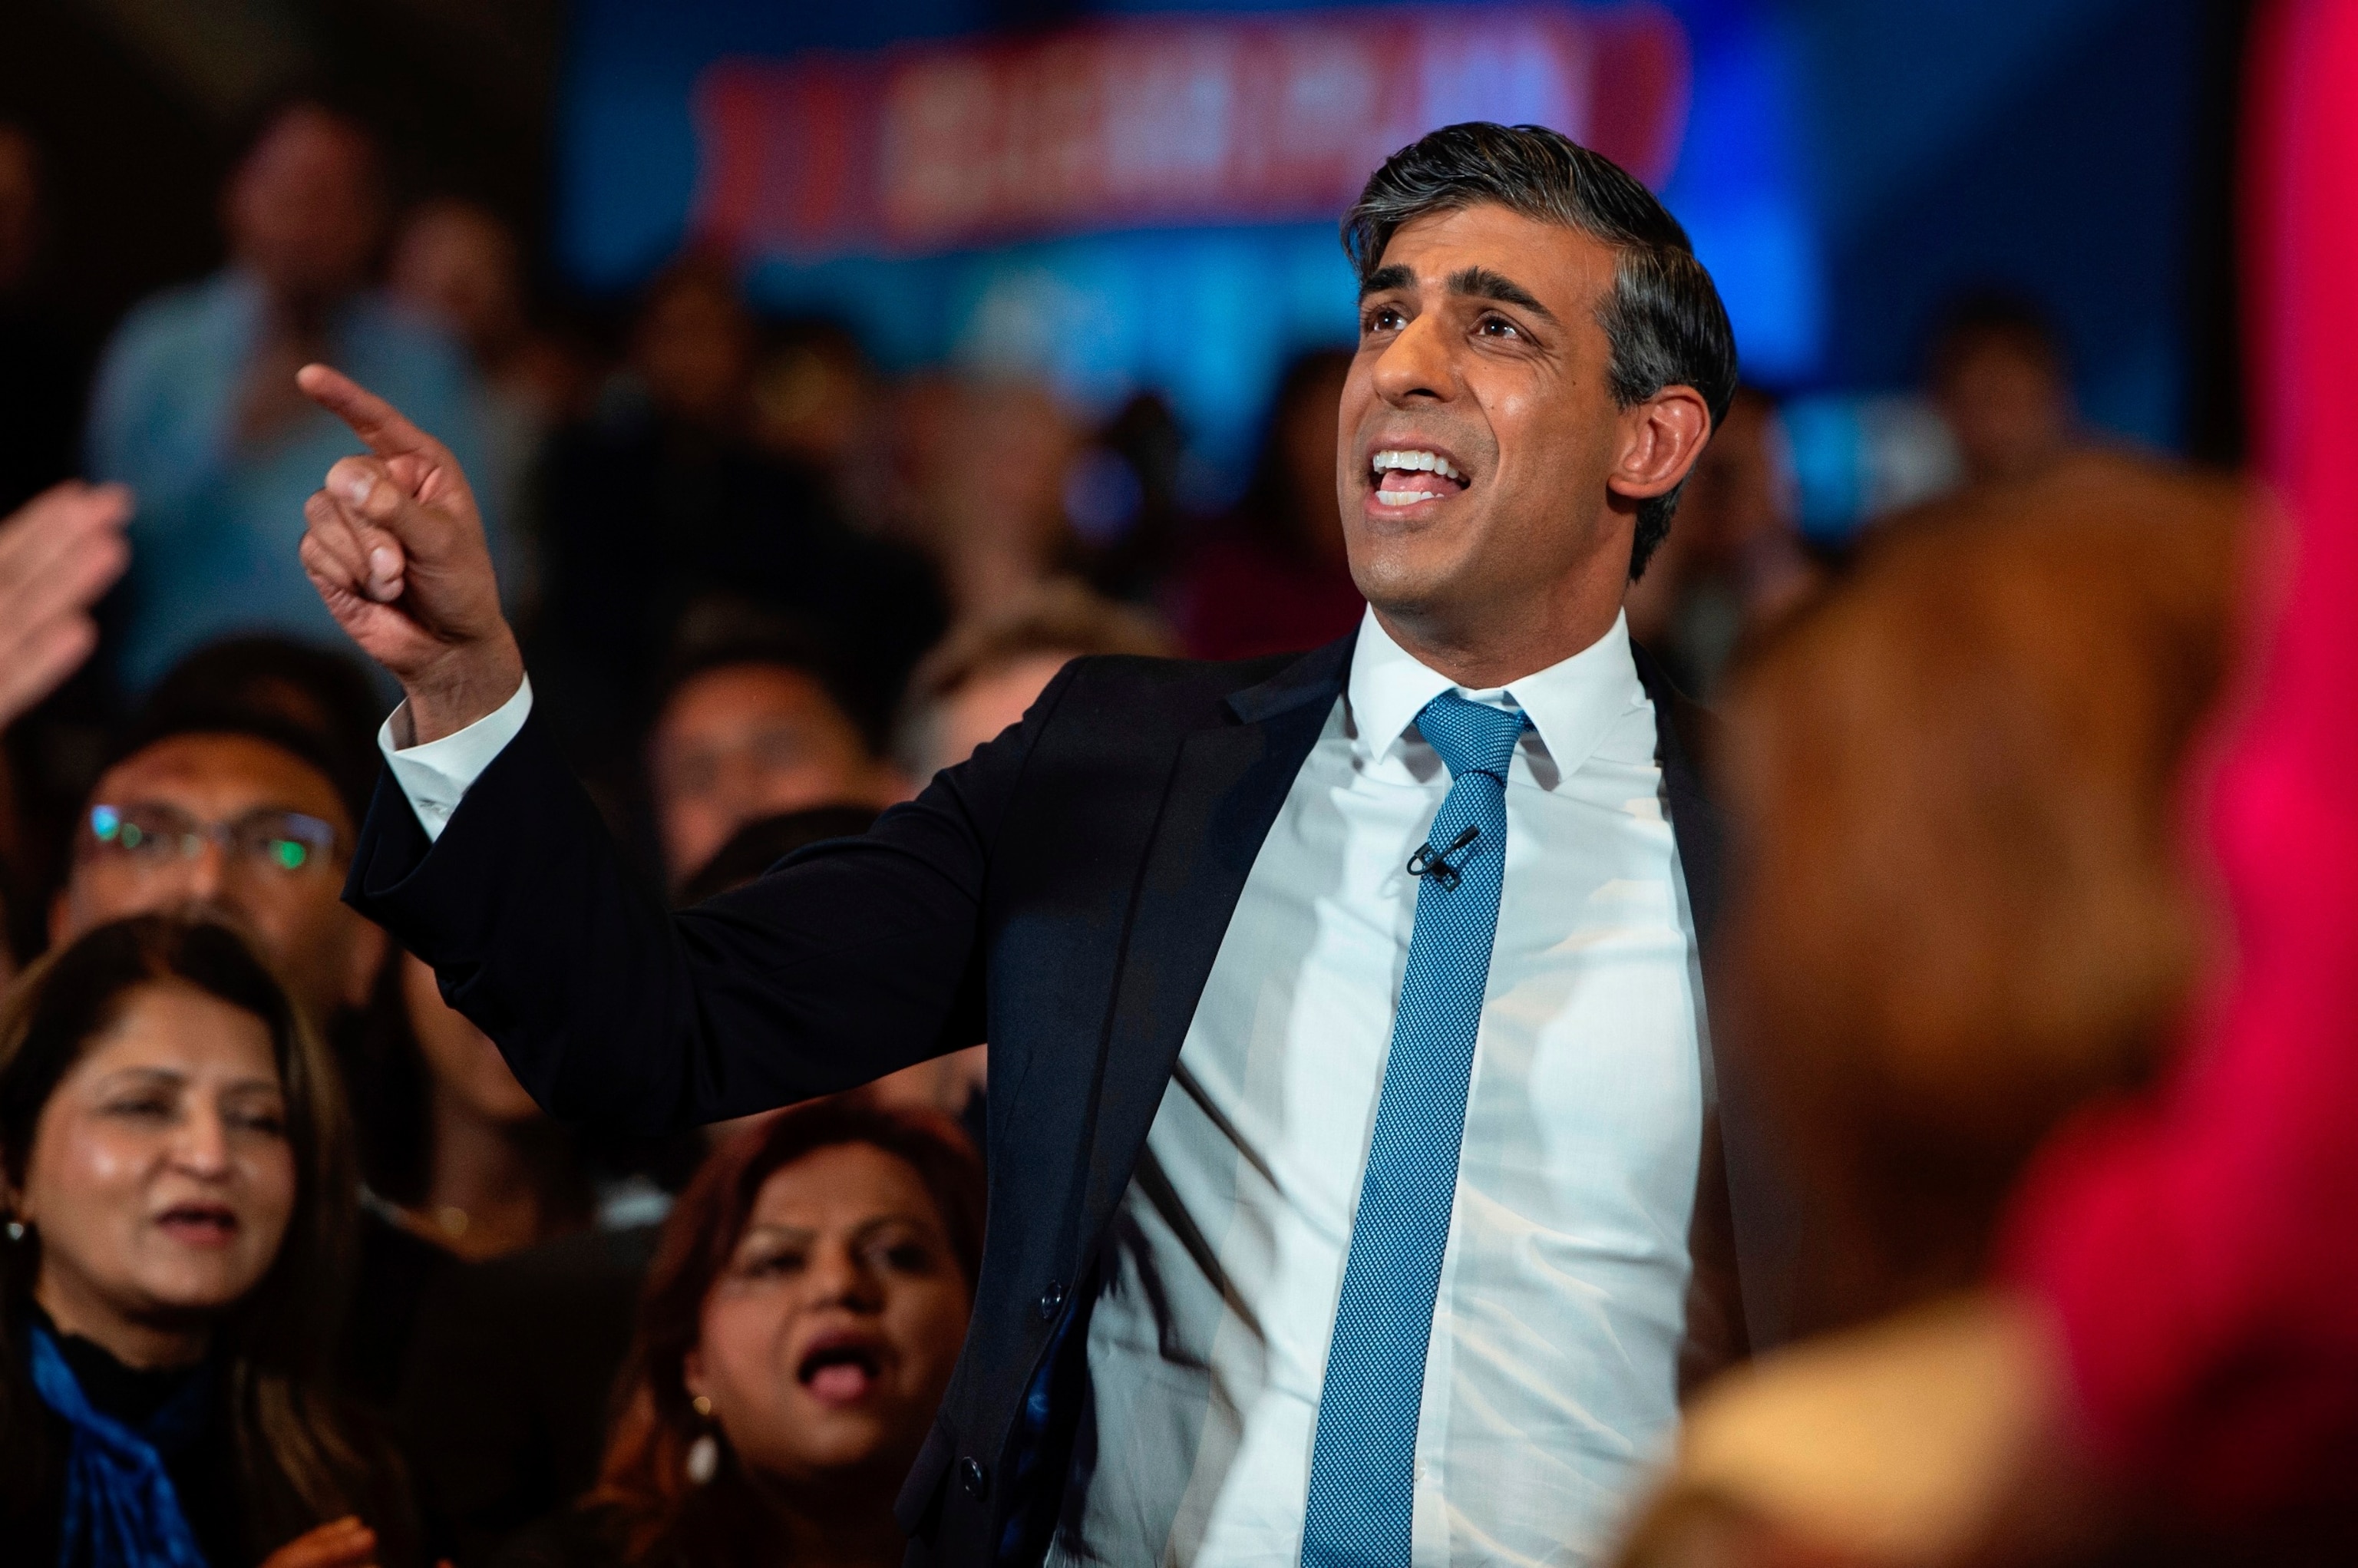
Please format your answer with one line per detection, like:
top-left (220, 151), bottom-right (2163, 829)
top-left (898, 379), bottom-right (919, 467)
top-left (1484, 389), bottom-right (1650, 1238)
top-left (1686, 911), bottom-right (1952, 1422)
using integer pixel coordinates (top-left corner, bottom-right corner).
top-left (55, 737), bottom-right (382, 1023)
top-left (1934, 330), bottom-right (2074, 486)
top-left (652, 664), bottom-right (900, 883)
top-left (401, 952), bottom-right (539, 1126)
top-left (636, 269), bottom-right (754, 430)
top-left (1677, 390), bottom-right (1785, 558)
top-left (949, 381), bottom-right (1078, 551)
top-left (752, 337), bottom-right (874, 473)
top-left (927, 652), bottom-right (1075, 778)
top-left (911, 379), bottom-right (1082, 614)
top-left (685, 1142), bottom-right (970, 1486)
top-left (1623, 388), bottom-right (1815, 654)
top-left (1280, 356), bottom-right (1352, 563)
top-left (389, 199), bottom-right (524, 363)
top-left (12, 982), bottom-right (296, 1365)
top-left (1340, 203), bottom-right (1704, 648)
top-left (224, 105), bottom-right (385, 309)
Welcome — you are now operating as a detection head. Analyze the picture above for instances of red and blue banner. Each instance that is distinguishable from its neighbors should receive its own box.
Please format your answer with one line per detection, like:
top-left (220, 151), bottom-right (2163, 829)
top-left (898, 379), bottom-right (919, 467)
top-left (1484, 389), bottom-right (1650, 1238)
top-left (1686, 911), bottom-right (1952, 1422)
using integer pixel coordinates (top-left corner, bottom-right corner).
top-left (689, 5), bottom-right (1687, 258)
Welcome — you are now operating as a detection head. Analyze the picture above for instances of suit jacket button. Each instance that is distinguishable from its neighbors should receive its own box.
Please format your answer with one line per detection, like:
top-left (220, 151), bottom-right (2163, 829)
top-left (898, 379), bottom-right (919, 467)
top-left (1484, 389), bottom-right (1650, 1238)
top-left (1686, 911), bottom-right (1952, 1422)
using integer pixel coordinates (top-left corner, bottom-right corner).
top-left (1038, 1282), bottom-right (1066, 1319)
top-left (959, 1456), bottom-right (989, 1500)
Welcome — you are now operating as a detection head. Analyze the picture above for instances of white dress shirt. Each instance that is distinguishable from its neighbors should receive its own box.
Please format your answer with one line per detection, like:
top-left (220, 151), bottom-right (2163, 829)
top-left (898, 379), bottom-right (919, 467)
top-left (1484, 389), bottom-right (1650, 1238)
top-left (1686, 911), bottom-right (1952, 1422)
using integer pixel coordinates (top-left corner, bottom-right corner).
top-left (382, 612), bottom-right (1706, 1566)
top-left (1045, 610), bottom-right (1705, 1567)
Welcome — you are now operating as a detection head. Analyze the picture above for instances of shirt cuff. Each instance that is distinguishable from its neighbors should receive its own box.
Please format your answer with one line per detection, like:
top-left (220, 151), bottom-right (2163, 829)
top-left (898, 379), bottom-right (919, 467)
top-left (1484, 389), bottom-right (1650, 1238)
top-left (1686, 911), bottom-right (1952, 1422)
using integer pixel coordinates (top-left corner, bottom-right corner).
top-left (378, 675), bottom-right (534, 843)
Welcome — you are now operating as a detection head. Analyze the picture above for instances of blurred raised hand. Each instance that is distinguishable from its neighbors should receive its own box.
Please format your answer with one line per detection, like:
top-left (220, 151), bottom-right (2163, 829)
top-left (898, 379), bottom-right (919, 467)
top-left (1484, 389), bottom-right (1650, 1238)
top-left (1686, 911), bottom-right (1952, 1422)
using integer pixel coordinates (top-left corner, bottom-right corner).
top-left (296, 363), bottom-right (523, 742)
top-left (0, 481), bottom-right (131, 730)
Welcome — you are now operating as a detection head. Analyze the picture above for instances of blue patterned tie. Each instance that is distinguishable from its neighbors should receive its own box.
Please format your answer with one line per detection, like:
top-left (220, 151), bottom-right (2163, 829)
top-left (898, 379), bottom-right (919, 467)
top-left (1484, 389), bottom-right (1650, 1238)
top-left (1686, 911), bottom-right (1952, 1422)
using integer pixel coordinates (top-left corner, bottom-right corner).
top-left (1300, 690), bottom-right (1530, 1568)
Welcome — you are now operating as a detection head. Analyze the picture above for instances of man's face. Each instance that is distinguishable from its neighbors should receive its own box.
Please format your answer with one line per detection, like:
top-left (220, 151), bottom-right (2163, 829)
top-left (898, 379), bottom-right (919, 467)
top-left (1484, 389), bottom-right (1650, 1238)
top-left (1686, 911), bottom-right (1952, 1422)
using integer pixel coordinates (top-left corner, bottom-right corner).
top-left (388, 201), bottom-right (522, 358)
top-left (636, 276), bottom-right (753, 430)
top-left (652, 665), bottom-right (899, 885)
top-left (1338, 204), bottom-right (1638, 635)
top-left (224, 107), bottom-right (383, 308)
top-left (1935, 335), bottom-right (2072, 486)
top-left (54, 735), bottom-right (381, 1024)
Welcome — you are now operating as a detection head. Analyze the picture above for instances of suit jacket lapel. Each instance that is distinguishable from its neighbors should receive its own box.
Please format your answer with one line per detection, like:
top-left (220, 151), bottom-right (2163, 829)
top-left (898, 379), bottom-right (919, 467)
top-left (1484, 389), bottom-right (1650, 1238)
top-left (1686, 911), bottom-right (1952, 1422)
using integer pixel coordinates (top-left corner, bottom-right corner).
top-left (1068, 636), bottom-right (1352, 1263)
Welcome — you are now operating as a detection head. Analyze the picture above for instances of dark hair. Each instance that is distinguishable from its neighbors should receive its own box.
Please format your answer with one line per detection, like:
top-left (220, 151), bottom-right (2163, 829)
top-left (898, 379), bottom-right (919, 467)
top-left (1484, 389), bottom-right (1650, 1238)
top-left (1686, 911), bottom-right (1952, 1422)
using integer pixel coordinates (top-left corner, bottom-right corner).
top-left (1342, 122), bottom-right (1738, 579)
top-left (98, 705), bottom-right (372, 840)
top-left (230, 93), bottom-right (382, 177)
top-left (143, 636), bottom-right (387, 828)
top-left (1926, 286), bottom-right (2068, 385)
top-left (591, 1096), bottom-right (983, 1565)
top-left (655, 605), bottom-right (886, 758)
top-left (0, 916), bottom-right (411, 1559)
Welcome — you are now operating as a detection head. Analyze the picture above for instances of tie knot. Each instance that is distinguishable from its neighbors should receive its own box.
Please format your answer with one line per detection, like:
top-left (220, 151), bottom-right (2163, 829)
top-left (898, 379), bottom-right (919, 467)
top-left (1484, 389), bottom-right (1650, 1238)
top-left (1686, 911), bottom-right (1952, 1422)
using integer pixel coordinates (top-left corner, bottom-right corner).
top-left (1415, 691), bottom-right (1529, 783)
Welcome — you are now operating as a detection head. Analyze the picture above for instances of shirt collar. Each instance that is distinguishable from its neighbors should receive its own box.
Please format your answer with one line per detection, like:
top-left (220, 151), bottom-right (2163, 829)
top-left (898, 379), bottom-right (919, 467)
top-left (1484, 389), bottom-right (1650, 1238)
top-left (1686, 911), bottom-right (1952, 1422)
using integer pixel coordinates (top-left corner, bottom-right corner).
top-left (1345, 605), bottom-right (1646, 781)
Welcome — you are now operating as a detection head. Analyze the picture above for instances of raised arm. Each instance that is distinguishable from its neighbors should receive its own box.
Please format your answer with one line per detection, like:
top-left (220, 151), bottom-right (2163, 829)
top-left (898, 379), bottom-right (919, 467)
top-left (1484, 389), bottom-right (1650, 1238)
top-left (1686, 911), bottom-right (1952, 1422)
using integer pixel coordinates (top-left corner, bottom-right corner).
top-left (345, 686), bottom-right (1050, 1132)
top-left (301, 365), bottom-right (1041, 1131)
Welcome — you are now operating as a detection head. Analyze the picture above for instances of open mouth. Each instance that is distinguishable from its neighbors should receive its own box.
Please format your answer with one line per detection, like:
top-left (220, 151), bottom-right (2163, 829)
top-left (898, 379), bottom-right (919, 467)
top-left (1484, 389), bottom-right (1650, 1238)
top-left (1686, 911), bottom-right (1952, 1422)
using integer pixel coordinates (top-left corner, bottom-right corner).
top-left (796, 1335), bottom-right (885, 1406)
top-left (155, 1203), bottom-right (239, 1244)
top-left (1369, 447), bottom-right (1471, 508)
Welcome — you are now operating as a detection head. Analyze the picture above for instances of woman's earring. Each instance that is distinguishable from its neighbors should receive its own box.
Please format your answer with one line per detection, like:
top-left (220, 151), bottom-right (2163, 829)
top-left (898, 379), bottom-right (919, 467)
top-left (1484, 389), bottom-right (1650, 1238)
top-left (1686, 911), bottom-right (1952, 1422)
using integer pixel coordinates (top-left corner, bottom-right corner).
top-left (5, 1220), bottom-right (22, 1243)
top-left (686, 1395), bottom-right (719, 1485)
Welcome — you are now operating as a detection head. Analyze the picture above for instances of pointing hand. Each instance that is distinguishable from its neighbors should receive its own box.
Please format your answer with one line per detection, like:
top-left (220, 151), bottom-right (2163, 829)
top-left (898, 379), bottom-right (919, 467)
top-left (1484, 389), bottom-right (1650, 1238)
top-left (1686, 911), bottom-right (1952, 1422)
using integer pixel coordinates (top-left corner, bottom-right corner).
top-left (297, 363), bottom-right (523, 742)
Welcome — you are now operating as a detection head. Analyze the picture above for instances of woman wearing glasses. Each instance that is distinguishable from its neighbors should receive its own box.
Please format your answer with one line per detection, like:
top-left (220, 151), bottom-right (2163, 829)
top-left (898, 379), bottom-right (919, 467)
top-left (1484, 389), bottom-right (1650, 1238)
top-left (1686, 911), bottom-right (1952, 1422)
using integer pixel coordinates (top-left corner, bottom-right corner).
top-left (0, 913), bottom-right (421, 1566)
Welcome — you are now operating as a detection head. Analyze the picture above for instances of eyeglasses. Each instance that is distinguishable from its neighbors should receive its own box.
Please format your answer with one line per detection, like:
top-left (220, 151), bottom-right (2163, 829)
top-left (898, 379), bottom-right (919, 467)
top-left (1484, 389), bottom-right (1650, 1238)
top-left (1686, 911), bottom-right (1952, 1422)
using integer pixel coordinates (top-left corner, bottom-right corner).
top-left (82, 803), bottom-right (342, 876)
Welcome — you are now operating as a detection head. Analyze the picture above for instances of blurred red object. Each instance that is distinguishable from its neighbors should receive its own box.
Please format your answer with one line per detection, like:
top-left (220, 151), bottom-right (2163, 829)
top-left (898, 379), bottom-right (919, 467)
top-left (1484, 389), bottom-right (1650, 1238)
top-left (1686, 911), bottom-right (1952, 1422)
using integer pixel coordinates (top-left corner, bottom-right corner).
top-left (2002, 0), bottom-right (2358, 1520)
top-left (1169, 533), bottom-right (1366, 662)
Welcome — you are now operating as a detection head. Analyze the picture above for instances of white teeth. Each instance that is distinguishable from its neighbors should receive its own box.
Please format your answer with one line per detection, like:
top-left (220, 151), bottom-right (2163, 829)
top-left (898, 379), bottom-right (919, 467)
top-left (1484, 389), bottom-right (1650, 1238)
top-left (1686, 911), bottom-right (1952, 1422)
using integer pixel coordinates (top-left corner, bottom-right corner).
top-left (1376, 488), bottom-right (1439, 506)
top-left (1370, 448), bottom-right (1463, 481)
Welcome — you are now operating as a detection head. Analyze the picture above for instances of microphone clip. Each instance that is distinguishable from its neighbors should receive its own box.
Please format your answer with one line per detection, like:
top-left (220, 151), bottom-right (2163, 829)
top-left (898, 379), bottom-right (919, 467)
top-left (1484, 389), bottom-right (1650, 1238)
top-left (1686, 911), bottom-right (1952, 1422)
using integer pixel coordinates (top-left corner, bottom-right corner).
top-left (1406, 824), bottom-right (1481, 891)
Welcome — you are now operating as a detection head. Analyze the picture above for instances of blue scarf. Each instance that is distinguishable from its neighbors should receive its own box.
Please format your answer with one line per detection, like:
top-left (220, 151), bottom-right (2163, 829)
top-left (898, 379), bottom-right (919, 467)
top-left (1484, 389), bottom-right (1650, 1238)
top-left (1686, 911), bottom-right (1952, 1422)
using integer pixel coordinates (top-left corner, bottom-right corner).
top-left (27, 1325), bottom-right (212, 1568)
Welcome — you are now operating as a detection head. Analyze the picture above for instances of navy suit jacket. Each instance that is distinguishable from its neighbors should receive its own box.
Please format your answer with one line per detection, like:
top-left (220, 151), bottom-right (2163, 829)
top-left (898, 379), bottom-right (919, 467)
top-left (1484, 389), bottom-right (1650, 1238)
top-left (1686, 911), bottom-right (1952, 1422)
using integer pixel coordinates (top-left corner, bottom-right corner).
top-left (346, 635), bottom-right (1797, 1567)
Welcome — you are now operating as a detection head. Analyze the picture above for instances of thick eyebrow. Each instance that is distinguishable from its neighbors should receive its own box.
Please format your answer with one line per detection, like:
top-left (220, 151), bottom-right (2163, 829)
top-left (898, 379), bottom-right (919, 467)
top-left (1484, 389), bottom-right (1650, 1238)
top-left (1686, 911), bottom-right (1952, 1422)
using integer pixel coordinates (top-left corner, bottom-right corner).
top-left (1448, 266), bottom-right (1558, 325)
top-left (1356, 262), bottom-right (1560, 327)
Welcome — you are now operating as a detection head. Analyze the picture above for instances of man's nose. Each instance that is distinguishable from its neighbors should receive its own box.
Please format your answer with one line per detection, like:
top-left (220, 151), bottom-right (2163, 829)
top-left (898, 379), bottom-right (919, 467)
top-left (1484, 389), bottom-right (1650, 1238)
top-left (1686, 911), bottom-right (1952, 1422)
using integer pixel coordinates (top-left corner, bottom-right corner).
top-left (179, 840), bottom-right (230, 903)
top-left (1370, 309), bottom-right (1455, 406)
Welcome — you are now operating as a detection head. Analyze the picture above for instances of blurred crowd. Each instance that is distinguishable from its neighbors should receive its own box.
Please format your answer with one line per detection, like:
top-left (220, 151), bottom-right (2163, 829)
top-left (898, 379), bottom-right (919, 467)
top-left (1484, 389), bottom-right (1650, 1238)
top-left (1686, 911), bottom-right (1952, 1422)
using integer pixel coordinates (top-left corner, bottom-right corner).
top-left (0, 81), bottom-right (2343, 1568)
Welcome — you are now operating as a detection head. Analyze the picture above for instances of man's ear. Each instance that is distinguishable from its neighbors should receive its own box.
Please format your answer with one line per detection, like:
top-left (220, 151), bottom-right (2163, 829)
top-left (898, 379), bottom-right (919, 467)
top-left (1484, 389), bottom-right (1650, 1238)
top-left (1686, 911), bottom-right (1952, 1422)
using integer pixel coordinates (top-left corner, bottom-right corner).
top-left (342, 916), bottom-right (391, 1012)
top-left (1607, 385), bottom-right (1713, 503)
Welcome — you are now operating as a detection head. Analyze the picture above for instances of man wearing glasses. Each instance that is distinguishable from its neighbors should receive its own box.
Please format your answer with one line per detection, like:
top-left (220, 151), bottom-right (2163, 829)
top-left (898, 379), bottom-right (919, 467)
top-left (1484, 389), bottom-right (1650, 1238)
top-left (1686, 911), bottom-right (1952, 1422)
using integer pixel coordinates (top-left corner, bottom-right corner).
top-left (51, 711), bottom-right (385, 1028)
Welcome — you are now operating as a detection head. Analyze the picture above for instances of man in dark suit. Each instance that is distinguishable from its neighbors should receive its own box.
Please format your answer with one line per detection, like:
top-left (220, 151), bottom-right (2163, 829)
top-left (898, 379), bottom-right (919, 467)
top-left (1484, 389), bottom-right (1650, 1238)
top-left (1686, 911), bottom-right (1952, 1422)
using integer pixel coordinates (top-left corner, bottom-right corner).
top-left (296, 124), bottom-right (1787, 1568)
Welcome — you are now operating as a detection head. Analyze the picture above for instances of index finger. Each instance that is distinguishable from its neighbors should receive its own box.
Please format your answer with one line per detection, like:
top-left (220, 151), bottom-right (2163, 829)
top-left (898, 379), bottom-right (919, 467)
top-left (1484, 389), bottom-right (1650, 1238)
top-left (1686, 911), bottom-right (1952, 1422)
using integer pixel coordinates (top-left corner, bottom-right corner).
top-left (297, 364), bottom-right (442, 460)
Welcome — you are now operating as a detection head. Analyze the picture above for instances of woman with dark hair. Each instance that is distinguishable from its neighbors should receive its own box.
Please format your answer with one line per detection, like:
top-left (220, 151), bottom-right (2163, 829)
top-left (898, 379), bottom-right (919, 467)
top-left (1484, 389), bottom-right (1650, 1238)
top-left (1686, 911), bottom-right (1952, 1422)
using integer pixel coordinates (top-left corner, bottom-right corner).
top-left (495, 1096), bottom-right (982, 1568)
top-left (0, 913), bottom-right (418, 1566)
